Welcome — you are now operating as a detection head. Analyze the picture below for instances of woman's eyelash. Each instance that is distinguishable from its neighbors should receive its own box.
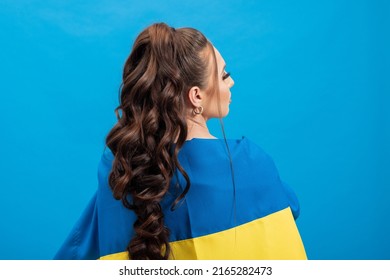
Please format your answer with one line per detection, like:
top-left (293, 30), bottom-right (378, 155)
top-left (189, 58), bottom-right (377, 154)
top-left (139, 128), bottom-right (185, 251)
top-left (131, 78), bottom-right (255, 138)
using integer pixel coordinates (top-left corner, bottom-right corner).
top-left (222, 71), bottom-right (231, 80)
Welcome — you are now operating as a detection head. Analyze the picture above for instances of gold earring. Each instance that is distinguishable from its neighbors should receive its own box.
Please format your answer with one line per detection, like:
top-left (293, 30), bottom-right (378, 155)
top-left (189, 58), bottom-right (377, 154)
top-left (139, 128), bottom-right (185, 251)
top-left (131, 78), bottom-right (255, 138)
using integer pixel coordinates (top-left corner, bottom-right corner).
top-left (192, 106), bottom-right (204, 115)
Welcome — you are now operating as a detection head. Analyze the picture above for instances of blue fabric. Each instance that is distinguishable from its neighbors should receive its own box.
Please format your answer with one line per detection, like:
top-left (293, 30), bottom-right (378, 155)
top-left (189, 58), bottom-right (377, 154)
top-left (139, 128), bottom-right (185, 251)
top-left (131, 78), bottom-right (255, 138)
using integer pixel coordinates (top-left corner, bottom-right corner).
top-left (54, 137), bottom-right (300, 259)
top-left (54, 193), bottom-right (100, 259)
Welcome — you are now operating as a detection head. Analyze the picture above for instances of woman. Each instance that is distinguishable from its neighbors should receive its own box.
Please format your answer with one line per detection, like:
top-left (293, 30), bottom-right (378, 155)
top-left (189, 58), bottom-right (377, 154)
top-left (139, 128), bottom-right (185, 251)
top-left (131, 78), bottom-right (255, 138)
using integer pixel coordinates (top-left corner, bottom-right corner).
top-left (54, 23), bottom-right (306, 260)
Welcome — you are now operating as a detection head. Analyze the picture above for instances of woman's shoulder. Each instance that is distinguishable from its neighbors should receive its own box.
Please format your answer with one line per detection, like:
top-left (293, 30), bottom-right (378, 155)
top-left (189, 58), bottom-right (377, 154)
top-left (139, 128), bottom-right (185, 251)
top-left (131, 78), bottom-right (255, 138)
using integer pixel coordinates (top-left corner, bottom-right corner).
top-left (239, 136), bottom-right (268, 155)
top-left (97, 147), bottom-right (114, 189)
top-left (242, 137), bottom-right (282, 172)
top-left (184, 136), bottom-right (265, 149)
top-left (101, 146), bottom-right (114, 162)
top-left (180, 136), bottom-right (276, 170)
top-left (221, 136), bottom-right (273, 162)
top-left (100, 138), bottom-right (271, 163)
top-left (99, 138), bottom-right (274, 172)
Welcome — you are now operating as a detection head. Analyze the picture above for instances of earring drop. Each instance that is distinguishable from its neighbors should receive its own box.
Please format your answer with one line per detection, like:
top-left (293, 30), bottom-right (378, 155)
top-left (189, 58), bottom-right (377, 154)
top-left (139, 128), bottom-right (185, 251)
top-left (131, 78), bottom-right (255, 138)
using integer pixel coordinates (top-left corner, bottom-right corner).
top-left (192, 106), bottom-right (204, 115)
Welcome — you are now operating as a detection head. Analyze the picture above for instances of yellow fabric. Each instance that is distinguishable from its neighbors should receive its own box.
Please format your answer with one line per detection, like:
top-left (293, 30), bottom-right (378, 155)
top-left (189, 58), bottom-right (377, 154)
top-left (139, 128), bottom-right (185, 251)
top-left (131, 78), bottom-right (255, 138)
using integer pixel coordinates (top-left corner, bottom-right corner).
top-left (99, 207), bottom-right (307, 260)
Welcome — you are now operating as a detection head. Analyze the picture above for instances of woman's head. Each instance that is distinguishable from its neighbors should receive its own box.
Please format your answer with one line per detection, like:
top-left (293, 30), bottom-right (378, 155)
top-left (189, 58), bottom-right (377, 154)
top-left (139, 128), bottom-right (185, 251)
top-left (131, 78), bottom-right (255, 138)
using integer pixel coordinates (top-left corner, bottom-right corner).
top-left (120, 23), bottom-right (234, 133)
top-left (105, 22), bottom-right (233, 260)
top-left (121, 24), bottom-right (210, 119)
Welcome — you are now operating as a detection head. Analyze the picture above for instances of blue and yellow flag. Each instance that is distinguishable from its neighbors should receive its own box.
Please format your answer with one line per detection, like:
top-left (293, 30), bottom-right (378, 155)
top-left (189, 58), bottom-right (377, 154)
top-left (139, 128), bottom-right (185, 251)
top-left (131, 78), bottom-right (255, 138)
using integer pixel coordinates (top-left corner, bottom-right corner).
top-left (55, 137), bottom-right (307, 260)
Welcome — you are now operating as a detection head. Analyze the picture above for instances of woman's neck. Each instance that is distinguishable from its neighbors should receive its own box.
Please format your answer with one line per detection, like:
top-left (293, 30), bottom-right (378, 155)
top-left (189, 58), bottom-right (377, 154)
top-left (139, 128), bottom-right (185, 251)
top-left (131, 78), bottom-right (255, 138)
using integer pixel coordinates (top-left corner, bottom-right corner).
top-left (186, 117), bottom-right (216, 140)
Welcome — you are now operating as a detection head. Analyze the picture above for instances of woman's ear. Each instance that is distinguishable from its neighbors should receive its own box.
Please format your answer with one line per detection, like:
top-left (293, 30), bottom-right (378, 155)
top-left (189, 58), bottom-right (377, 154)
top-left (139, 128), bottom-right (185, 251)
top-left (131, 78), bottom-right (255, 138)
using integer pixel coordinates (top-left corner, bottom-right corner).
top-left (187, 86), bottom-right (203, 108)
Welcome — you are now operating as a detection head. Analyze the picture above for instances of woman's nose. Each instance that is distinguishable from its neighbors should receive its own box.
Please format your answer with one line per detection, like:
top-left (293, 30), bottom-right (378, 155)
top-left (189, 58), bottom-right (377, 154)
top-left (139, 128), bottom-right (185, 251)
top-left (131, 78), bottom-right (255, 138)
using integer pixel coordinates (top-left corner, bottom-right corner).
top-left (229, 77), bottom-right (235, 88)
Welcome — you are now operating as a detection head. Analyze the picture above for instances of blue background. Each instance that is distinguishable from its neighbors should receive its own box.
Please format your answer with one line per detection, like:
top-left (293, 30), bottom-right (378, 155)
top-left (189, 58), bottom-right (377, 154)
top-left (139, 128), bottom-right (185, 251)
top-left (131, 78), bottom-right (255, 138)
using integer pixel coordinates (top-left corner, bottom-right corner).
top-left (0, 0), bottom-right (389, 260)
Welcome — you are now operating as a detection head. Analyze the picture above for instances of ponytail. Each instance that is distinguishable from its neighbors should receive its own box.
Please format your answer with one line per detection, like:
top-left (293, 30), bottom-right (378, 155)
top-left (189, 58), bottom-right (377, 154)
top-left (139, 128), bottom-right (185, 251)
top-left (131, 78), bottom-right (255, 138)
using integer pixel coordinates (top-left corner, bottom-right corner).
top-left (106, 23), bottom-right (213, 259)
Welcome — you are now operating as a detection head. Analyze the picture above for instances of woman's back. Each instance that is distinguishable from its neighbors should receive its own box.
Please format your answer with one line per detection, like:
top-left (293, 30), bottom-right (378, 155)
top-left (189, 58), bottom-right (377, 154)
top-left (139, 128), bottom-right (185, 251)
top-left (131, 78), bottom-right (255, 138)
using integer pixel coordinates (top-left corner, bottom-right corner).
top-left (55, 137), bottom-right (306, 260)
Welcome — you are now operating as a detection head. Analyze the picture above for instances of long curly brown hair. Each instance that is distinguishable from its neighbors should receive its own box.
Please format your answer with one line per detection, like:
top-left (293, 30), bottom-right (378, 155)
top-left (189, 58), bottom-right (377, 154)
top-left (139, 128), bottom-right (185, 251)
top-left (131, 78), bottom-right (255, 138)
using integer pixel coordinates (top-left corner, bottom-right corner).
top-left (105, 23), bottom-right (217, 259)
